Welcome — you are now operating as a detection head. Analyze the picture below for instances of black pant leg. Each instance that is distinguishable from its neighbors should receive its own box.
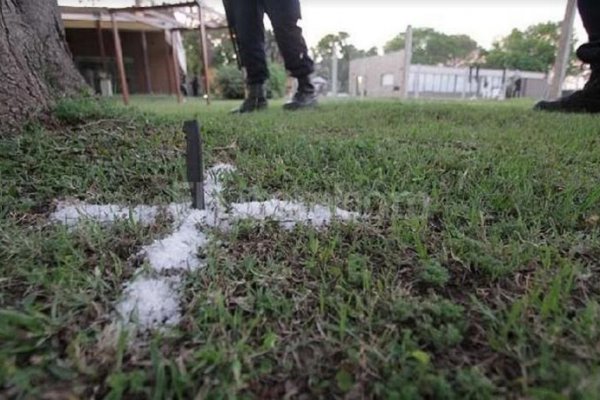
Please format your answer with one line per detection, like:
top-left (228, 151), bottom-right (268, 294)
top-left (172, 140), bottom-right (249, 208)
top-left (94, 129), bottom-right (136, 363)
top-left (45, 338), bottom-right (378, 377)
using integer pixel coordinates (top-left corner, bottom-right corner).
top-left (577, 0), bottom-right (600, 65)
top-left (262, 0), bottom-right (314, 79)
top-left (231, 0), bottom-right (268, 84)
top-left (578, 0), bottom-right (600, 42)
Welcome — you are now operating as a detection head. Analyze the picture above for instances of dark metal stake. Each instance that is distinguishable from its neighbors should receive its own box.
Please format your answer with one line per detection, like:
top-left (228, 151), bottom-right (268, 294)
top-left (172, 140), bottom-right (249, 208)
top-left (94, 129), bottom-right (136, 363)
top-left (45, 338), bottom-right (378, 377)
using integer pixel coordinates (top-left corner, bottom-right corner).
top-left (183, 120), bottom-right (205, 210)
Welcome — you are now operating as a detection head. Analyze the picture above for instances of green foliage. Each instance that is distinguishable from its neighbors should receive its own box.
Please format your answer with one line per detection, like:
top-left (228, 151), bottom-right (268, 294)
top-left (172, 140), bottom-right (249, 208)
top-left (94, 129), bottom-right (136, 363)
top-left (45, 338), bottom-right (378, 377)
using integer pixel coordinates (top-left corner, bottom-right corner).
top-left (484, 21), bottom-right (575, 72)
top-left (313, 32), bottom-right (378, 92)
top-left (419, 260), bottom-right (450, 287)
top-left (52, 98), bottom-right (126, 124)
top-left (335, 369), bottom-right (354, 392)
top-left (215, 64), bottom-right (245, 99)
top-left (211, 31), bottom-right (238, 68)
top-left (384, 27), bottom-right (479, 66)
top-left (266, 63), bottom-right (287, 99)
top-left (315, 32), bottom-right (378, 62)
top-left (454, 369), bottom-right (495, 399)
top-left (183, 30), bottom-right (237, 76)
top-left (264, 29), bottom-right (283, 64)
top-left (215, 63), bottom-right (287, 100)
top-left (3, 97), bottom-right (600, 398)
top-left (183, 31), bottom-right (201, 76)
top-left (184, 29), bottom-right (280, 77)
top-left (315, 32), bottom-right (351, 60)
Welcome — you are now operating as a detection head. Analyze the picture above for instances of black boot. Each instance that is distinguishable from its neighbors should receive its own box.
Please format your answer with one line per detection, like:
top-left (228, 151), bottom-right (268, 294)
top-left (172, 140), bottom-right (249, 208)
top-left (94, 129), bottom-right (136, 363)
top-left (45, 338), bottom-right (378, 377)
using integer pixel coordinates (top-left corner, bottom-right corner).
top-left (283, 76), bottom-right (318, 111)
top-left (534, 71), bottom-right (600, 113)
top-left (232, 83), bottom-right (268, 114)
top-left (534, 62), bottom-right (600, 113)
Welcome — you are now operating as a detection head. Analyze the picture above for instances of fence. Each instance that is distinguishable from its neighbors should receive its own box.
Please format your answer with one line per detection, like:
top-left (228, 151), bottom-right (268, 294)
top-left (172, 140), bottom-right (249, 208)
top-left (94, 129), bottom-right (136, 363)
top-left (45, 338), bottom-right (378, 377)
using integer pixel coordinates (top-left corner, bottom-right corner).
top-left (407, 65), bottom-right (548, 100)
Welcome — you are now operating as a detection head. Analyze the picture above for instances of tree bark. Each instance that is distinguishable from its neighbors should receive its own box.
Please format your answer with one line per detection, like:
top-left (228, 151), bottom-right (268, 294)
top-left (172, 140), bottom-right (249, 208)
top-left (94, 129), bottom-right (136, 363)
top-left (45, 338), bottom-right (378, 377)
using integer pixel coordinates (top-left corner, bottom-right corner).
top-left (0, 0), bottom-right (85, 133)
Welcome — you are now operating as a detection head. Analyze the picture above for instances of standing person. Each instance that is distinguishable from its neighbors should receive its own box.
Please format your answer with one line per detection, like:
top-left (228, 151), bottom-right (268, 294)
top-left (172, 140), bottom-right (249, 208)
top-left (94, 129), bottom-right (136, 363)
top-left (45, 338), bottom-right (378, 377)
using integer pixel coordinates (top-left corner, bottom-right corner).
top-left (225, 0), bottom-right (317, 113)
top-left (180, 76), bottom-right (188, 96)
top-left (536, 0), bottom-right (600, 112)
top-left (191, 76), bottom-right (200, 97)
top-left (514, 76), bottom-right (522, 98)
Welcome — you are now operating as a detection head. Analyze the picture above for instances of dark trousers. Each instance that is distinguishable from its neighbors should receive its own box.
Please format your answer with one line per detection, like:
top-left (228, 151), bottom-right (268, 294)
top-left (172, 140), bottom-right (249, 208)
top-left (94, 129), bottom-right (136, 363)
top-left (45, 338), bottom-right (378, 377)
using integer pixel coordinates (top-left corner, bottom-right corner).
top-left (578, 0), bottom-right (600, 64)
top-left (230, 0), bottom-right (314, 85)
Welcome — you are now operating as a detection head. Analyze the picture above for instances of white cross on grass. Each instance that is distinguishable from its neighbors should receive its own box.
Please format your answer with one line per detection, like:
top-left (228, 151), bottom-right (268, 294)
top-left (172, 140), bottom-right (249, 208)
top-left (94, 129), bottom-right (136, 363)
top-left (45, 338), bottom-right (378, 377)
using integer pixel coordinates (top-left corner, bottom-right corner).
top-left (50, 164), bottom-right (359, 334)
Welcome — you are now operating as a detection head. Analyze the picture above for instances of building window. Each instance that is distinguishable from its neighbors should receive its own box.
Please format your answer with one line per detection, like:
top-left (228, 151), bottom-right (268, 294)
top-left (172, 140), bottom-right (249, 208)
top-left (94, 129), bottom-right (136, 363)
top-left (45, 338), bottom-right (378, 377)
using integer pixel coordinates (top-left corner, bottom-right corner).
top-left (381, 73), bottom-right (395, 86)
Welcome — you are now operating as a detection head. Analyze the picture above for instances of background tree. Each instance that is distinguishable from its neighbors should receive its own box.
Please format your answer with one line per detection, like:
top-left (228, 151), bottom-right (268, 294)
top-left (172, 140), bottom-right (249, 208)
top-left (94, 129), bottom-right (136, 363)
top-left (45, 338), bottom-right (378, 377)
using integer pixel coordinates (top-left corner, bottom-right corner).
top-left (483, 21), bottom-right (576, 73)
top-left (184, 29), bottom-right (233, 77)
top-left (314, 32), bottom-right (350, 61)
top-left (313, 32), bottom-right (378, 93)
top-left (192, 28), bottom-right (284, 99)
top-left (0, 0), bottom-right (85, 133)
top-left (384, 28), bottom-right (479, 66)
top-left (184, 28), bottom-right (281, 75)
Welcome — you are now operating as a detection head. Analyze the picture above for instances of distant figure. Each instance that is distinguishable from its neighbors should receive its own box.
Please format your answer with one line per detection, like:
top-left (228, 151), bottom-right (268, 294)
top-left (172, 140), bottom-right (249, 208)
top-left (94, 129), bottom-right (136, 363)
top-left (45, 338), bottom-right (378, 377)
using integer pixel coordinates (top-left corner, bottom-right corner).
top-left (180, 76), bottom-right (188, 96)
top-left (514, 77), bottom-right (522, 98)
top-left (191, 76), bottom-right (200, 97)
top-left (505, 77), bottom-right (515, 99)
top-left (536, 0), bottom-right (600, 112)
top-left (312, 76), bottom-right (327, 96)
top-left (224, 0), bottom-right (317, 113)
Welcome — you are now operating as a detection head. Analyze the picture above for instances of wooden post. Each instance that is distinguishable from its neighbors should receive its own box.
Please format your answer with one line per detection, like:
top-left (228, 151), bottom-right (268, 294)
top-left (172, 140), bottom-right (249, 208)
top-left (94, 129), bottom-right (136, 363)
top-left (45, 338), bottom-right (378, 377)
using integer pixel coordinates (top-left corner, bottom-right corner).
top-left (331, 42), bottom-right (338, 96)
top-left (111, 13), bottom-right (130, 105)
top-left (548, 0), bottom-right (577, 99)
top-left (197, 0), bottom-right (211, 104)
top-left (164, 38), bottom-right (174, 95)
top-left (141, 31), bottom-right (153, 94)
top-left (462, 68), bottom-right (468, 99)
top-left (96, 14), bottom-right (108, 72)
top-left (403, 25), bottom-right (413, 99)
top-left (475, 65), bottom-right (481, 98)
top-left (171, 30), bottom-right (183, 103)
top-left (135, 0), bottom-right (150, 94)
top-left (414, 65), bottom-right (421, 99)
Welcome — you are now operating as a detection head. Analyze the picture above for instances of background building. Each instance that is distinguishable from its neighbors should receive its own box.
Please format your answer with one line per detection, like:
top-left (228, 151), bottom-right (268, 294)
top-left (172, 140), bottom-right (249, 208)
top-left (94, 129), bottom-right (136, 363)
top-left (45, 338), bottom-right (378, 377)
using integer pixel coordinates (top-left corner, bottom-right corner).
top-left (349, 52), bottom-right (548, 100)
top-left (349, 51), bottom-right (407, 98)
top-left (61, 5), bottom-right (225, 96)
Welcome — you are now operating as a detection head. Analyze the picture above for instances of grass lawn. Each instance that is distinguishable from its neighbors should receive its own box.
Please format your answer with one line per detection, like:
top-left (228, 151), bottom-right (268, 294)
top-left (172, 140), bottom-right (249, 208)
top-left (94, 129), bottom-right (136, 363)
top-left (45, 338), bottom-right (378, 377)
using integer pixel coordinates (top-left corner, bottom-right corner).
top-left (1, 95), bottom-right (600, 399)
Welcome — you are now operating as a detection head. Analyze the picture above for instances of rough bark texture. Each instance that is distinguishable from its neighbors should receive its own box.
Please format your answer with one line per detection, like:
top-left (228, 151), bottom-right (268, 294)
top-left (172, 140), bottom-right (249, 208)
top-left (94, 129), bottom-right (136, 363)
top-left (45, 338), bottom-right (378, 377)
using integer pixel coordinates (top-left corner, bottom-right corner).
top-left (0, 0), bottom-right (85, 134)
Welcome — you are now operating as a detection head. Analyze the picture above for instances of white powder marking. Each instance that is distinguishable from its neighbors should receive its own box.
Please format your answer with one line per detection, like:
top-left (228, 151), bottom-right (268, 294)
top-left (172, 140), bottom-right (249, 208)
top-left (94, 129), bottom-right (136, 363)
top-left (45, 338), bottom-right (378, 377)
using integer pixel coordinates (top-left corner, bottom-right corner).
top-left (115, 164), bottom-right (234, 329)
top-left (51, 202), bottom-right (160, 228)
top-left (142, 211), bottom-right (210, 272)
top-left (230, 200), bottom-right (359, 229)
top-left (115, 277), bottom-right (182, 330)
top-left (50, 163), bottom-right (360, 333)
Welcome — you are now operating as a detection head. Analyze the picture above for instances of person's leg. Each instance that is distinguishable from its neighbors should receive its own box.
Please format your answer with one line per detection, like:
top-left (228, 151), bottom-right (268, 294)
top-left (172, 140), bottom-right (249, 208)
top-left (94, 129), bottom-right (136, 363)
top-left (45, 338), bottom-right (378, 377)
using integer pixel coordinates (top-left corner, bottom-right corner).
top-left (576, 0), bottom-right (600, 69)
top-left (578, 0), bottom-right (600, 43)
top-left (231, 0), bottom-right (267, 85)
top-left (535, 0), bottom-right (600, 112)
top-left (230, 0), bottom-right (268, 112)
top-left (262, 0), bottom-right (313, 79)
top-left (263, 0), bottom-right (317, 110)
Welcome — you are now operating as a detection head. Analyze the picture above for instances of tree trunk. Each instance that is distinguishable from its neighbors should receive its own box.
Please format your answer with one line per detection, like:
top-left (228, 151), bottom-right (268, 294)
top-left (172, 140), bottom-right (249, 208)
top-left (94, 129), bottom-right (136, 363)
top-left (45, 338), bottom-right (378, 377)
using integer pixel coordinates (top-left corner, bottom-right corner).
top-left (0, 0), bottom-right (85, 133)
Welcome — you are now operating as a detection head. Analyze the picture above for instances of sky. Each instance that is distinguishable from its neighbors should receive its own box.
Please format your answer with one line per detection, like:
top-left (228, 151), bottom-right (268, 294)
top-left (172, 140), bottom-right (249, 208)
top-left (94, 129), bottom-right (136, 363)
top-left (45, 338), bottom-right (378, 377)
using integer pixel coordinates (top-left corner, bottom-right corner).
top-left (60, 0), bottom-right (587, 51)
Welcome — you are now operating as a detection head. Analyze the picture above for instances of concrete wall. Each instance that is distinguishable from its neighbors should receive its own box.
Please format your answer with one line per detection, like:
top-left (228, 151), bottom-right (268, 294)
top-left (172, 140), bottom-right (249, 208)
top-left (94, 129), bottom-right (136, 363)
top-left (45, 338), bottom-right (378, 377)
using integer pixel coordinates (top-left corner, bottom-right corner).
top-left (521, 78), bottom-right (548, 98)
top-left (65, 28), bottom-right (175, 94)
top-left (348, 57), bottom-right (549, 100)
top-left (349, 51), bottom-right (406, 98)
